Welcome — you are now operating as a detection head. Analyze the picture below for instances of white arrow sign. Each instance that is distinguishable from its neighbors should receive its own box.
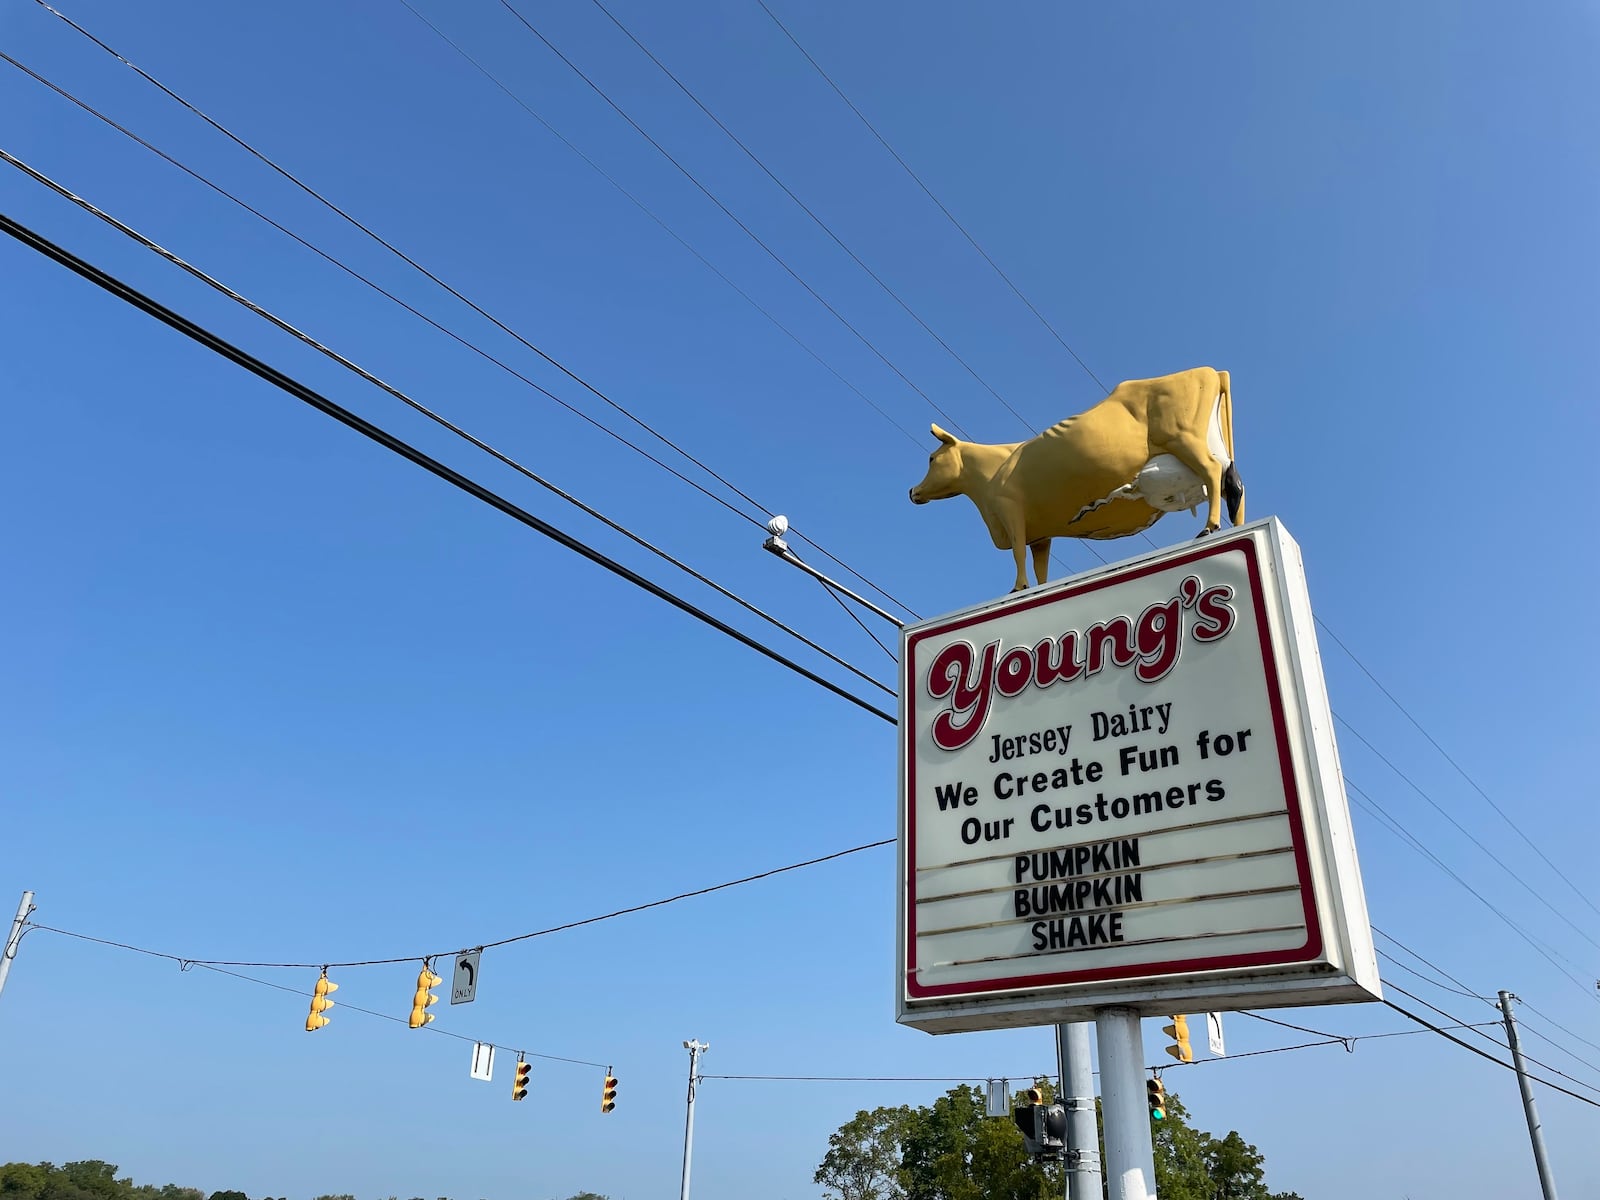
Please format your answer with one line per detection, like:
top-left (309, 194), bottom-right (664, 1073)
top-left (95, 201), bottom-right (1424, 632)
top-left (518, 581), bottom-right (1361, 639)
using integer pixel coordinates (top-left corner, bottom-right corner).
top-left (453, 951), bottom-right (481, 1005)
top-left (1206, 1012), bottom-right (1226, 1057)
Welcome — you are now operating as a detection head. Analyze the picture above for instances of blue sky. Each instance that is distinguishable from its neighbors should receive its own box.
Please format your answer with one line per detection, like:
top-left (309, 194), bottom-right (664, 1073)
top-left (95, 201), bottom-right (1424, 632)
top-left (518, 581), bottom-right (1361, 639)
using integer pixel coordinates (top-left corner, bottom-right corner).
top-left (2, 2), bottom-right (1597, 1198)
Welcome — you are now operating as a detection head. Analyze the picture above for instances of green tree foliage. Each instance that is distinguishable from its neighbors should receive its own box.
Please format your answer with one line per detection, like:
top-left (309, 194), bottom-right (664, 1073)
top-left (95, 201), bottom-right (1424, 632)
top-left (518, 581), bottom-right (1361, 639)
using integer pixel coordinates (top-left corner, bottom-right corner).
top-left (1, 1163), bottom-right (205, 1200)
top-left (815, 1105), bottom-right (912, 1200)
top-left (817, 1083), bottom-right (1063, 1200)
top-left (816, 1082), bottom-right (1304, 1200)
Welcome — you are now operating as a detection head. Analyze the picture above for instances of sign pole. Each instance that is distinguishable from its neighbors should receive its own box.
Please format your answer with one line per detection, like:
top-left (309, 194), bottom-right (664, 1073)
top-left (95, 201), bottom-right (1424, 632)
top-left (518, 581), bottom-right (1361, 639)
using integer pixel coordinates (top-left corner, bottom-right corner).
top-left (1095, 1007), bottom-right (1156, 1200)
top-left (1056, 1021), bottom-right (1102, 1200)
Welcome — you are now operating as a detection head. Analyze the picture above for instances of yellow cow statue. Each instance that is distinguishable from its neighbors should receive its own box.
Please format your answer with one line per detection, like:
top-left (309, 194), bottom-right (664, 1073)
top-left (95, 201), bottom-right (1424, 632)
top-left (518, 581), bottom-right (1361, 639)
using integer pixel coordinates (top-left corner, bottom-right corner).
top-left (908, 366), bottom-right (1245, 592)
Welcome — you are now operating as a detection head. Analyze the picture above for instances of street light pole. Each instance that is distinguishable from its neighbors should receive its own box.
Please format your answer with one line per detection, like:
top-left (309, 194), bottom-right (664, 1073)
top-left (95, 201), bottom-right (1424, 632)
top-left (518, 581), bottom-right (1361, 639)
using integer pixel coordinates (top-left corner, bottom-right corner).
top-left (679, 1039), bottom-right (709, 1200)
top-left (0, 891), bottom-right (36, 1008)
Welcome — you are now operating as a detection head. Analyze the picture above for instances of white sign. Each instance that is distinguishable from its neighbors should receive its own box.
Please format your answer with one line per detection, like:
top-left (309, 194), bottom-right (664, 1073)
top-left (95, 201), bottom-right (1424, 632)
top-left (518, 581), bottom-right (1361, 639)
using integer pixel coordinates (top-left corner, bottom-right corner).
top-left (453, 951), bottom-right (481, 1005)
top-left (986, 1080), bottom-right (1010, 1117)
top-left (1207, 1011), bottom-right (1226, 1057)
top-left (470, 1041), bottom-right (495, 1081)
top-left (897, 520), bottom-right (1379, 1033)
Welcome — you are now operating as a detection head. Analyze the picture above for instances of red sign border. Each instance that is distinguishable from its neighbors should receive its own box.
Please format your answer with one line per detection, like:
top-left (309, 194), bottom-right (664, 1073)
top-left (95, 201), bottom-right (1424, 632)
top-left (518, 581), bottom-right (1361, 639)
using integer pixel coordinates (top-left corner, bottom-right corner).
top-left (902, 535), bottom-right (1323, 1002)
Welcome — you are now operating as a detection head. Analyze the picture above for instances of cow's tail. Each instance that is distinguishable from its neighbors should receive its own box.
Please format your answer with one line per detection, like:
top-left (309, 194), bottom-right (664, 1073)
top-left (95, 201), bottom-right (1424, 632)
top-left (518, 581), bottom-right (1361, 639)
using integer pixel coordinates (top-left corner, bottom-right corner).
top-left (1217, 370), bottom-right (1245, 526)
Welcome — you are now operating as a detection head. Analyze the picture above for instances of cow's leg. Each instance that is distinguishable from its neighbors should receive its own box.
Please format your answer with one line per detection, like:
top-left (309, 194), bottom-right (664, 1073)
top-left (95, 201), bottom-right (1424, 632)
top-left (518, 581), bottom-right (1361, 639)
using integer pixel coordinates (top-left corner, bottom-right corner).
top-left (1031, 539), bottom-right (1052, 587)
top-left (998, 501), bottom-right (1031, 591)
top-left (1165, 435), bottom-right (1226, 534)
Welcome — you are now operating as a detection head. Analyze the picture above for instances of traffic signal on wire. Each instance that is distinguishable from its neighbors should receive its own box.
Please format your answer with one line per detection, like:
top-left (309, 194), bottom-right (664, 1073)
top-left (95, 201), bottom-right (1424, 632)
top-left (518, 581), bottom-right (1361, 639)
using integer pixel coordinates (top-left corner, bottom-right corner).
top-left (305, 971), bottom-right (337, 1031)
top-left (410, 962), bottom-right (442, 1029)
top-left (601, 1071), bottom-right (618, 1113)
top-left (1163, 1014), bottom-right (1194, 1063)
top-left (512, 1059), bottom-right (531, 1102)
top-left (1147, 1076), bottom-right (1166, 1121)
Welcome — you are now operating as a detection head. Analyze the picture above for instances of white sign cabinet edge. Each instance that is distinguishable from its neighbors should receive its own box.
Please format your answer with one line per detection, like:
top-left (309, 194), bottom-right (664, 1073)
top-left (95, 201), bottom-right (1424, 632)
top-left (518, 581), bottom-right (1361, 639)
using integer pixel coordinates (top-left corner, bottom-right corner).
top-left (1266, 521), bottom-right (1382, 1001)
top-left (893, 518), bottom-right (1382, 1034)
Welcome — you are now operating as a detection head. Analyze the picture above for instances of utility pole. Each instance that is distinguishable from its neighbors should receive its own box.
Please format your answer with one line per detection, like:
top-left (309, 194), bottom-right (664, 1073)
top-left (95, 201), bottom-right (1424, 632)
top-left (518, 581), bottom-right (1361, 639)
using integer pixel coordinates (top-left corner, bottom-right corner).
top-left (1055, 1021), bottom-right (1102, 1200)
top-left (1499, 991), bottom-right (1559, 1200)
top-left (679, 1039), bottom-right (709, 1200)
top-left (0, 891), bottom-right (35, 1007)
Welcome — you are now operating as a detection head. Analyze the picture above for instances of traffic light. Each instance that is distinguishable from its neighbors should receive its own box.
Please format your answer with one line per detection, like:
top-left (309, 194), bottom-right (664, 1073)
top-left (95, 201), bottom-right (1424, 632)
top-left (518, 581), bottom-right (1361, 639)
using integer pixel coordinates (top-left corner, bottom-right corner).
top-left (305, 971), bottom-right (337, 1031)
top-left (1163, 1014), bottom-right (1194, 1063)
top-left (601, 1071), bottom-right (618, 1113)
top-left (410, 962), bottom-right (441, 1029)
top-left (1012, 1096), bottom-right (1065, 1159)
top-left (1147, 1075), bottom-right (1166, 1121)
top-left (511, 1059), bottom-right (531, 1102)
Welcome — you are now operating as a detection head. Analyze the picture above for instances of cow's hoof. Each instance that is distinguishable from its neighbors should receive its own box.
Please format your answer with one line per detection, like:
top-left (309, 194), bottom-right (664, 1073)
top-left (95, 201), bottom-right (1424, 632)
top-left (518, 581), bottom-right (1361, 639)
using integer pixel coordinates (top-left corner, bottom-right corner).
top-left (1194, 528), bottom-right (1212, 539)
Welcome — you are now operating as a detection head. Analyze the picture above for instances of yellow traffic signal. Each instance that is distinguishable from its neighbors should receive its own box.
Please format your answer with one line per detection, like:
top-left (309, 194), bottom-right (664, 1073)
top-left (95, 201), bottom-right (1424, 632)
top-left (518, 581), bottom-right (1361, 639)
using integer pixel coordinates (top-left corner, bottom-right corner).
top-left (1163, 1014), bottom-right (1194, 1063)
top-left (410, 962), bottom-right (442, 1029)
top-left (1147, 1075), bottom-right (1166, 1121)
top-left (305, 971), bottom-right (337, 1031)
top-left (601, 1071), bottom-right (618, 1113)
top-left (512, 1059), bottom-right (531, 1102)
top-left (1024, 1085), bottom-right (1043, 1105)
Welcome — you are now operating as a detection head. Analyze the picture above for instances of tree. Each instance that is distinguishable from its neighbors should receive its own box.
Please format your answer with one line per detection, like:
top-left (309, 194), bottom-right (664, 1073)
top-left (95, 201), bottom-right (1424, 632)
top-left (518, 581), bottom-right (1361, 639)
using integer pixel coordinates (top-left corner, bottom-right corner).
top-left (815, 1106), bottom-right (911, 1200)
top-left (816, 1082), bottom-right (1301, 1200)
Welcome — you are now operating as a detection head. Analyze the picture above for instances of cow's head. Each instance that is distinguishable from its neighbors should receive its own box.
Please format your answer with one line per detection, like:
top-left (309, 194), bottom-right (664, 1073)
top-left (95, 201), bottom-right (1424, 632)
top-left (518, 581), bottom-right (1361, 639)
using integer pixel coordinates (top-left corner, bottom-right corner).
top-left (909, 425), bottom-right (964, 504)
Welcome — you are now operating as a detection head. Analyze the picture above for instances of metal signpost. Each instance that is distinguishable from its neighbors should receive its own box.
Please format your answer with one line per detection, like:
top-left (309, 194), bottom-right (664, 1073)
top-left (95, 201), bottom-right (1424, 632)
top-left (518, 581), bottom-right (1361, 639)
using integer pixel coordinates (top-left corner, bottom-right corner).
top-left (896, 520), bottom-right (1379, 1198)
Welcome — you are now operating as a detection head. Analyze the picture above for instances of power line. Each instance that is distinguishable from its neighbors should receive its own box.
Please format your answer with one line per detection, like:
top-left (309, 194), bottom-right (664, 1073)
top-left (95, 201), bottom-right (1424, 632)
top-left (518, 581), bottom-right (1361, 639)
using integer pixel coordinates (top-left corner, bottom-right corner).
top-left (0, 143), bottom-right (892, 702)
top-left (1316, 613), bottom-right (1599, 922)
top-left (20, 837), bottom-right (893, 971)
top-left (755, 0), bottom-right (1107, 396)
top-left (0, 50), bottom-right (762, 540)
top-left (1371, 924), bottom-right (1492, 1002)
top-left (1389, 981), bottom-right (1600, 1098)
top-left (1339, 714), bottom-right (1600, 954)
top-left (27, 0), bottom-right (920, 620)
top-left (1517, 997), bottom-right (1600, 1057)
top-left (587, 0), bottom-right (1034, 432)
top-left (490, 0), bottom-right (974, 439)
top-left (0, 209), bottom-right (896, 731)
top-left (1382, 997), bottom-right (1600, 1108)
top-left (390, 0), bottom-right (924, 460)
top-left (1384, 983), bottom-right (1600, 1101)
top-left (1346, 779), bottom-right (1598, 1002)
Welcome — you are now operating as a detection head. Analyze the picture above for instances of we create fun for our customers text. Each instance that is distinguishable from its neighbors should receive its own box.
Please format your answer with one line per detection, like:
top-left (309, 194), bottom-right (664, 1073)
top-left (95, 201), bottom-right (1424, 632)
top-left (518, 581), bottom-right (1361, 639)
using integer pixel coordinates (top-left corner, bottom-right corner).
top-left (918, 574), bottom-right (1263, 953)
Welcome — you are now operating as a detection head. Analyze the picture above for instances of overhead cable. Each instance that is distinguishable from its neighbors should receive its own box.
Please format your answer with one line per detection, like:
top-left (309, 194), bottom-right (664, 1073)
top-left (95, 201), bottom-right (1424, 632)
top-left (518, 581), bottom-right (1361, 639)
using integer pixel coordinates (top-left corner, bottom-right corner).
top-left (0, 208), bottom-right (896, 730)
top-left (0, 145), bottom-right (891, 700)
top-left (588, 0), bottom-right (1034, 431)
top-left (26, 0), bottom-right (918, 618)
top-left (1317, 613), bottom-right (1599, 922)
top-left (755, 0), bottom-right (1107, 396)
top-left (492, 0), bottom-right (973, 439)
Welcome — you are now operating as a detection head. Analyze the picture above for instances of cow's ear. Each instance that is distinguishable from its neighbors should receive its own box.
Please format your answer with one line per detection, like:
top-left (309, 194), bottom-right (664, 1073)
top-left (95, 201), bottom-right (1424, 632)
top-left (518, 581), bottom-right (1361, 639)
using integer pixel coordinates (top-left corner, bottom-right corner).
top-left (931, 424), bottom-right (958, 446)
